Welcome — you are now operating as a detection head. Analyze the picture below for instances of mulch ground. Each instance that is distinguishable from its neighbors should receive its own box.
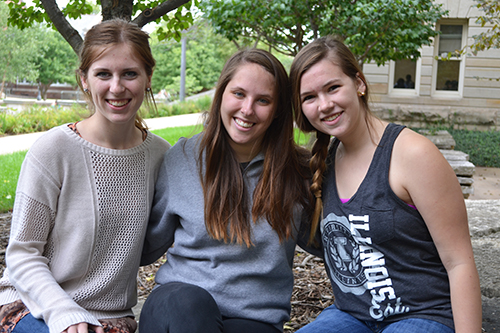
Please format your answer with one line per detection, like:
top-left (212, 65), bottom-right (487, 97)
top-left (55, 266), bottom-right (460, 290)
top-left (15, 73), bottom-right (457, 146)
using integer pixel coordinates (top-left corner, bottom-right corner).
top-left (0, 212), bottom-right (333, 332)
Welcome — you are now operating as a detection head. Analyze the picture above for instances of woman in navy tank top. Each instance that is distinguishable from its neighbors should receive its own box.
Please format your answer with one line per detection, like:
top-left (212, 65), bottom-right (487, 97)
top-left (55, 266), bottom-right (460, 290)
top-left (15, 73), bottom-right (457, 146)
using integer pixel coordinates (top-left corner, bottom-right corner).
top-left (289, 36), bottom-right (481, 333)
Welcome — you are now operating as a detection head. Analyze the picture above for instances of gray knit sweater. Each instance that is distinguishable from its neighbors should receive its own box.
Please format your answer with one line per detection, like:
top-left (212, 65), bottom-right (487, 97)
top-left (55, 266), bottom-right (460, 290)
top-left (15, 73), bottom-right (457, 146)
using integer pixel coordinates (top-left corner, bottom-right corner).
top-left (142, 134), bottom-right (313, 331)
top-left (0, 124), bottom-right (170, 333)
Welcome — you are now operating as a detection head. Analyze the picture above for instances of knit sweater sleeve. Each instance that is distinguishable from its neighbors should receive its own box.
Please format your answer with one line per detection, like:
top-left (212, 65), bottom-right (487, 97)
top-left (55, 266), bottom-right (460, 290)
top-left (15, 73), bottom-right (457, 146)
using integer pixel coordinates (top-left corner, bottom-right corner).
top-left (6, 130), bottom-right (101, 333)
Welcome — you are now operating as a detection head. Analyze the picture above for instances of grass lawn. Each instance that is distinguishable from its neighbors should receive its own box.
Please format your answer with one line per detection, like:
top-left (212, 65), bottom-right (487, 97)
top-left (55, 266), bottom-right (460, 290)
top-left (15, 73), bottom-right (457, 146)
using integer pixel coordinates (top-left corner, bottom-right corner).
top-left (0, 126), bottom-right (311, 213)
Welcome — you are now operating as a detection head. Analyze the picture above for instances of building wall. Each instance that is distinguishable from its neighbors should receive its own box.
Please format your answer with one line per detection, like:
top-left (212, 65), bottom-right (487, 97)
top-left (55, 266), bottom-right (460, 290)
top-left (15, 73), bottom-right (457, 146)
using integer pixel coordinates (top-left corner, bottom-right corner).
top-left (365, 0), bottom-right (500, 130)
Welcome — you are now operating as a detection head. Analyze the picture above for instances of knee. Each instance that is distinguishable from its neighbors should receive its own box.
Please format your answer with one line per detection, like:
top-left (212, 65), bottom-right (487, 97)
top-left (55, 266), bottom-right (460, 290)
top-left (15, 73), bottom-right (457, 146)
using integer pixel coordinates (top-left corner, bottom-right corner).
top-left (140, 282), bottom-right (222, 332)
top-left (145, 282), bottom-right (217, 313)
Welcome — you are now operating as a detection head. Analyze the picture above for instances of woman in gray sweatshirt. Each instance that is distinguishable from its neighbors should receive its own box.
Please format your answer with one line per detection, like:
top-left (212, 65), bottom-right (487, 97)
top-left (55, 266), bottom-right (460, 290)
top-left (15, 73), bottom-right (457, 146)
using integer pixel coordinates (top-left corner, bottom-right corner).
top-left (140, 48), bottom-right (319, 333)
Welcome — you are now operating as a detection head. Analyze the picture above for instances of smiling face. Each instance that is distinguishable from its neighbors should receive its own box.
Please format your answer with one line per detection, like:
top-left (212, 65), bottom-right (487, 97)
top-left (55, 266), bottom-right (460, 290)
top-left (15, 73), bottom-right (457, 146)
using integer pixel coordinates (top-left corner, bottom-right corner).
top-left (81, 43), bottom-right (152, 126)
top-left (220, 62), bottom-right (276, 162)
top-left (300, 58), bottom-right (366, 140)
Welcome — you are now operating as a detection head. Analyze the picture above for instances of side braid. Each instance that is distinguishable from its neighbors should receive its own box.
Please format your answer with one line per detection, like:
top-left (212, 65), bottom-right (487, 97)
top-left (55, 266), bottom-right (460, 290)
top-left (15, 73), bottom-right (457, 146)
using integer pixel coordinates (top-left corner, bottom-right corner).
top-left (308, 130), bottom-right (330, 243)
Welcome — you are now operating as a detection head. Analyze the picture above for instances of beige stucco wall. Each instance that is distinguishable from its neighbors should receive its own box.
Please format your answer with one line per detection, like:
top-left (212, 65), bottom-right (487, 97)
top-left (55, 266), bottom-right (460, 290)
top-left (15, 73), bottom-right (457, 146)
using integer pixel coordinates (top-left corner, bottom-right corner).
top-left (364, 0), bottom-right (500, 130)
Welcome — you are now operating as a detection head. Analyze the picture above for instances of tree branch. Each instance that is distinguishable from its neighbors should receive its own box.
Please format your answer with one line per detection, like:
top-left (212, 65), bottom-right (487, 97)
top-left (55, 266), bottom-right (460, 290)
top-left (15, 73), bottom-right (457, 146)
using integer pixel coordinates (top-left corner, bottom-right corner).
top-left (133, 0), bottom-right (190, 28)
top-left (40, 0), bottom-right (83, 54)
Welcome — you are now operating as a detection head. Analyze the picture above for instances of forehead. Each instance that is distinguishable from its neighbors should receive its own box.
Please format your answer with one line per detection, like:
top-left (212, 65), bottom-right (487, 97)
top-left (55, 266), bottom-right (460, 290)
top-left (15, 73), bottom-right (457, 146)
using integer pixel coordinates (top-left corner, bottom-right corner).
top-left (229, 63), bottom-right (275, 88)
top-left (90, 43), bottom-right (141, 68)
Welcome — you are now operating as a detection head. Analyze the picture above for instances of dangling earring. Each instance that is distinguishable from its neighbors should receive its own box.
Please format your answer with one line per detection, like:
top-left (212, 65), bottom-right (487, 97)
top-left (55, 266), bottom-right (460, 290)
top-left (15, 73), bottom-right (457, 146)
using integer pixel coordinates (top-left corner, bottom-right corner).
top-left (357, 91), bottom-right (365, 97)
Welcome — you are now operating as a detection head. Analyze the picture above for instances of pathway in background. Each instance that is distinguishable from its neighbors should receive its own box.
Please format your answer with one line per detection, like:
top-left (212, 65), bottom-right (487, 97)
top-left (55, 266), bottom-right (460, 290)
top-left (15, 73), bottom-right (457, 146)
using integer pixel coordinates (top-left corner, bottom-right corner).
top-left (0, 113), bottom-right (204, 155)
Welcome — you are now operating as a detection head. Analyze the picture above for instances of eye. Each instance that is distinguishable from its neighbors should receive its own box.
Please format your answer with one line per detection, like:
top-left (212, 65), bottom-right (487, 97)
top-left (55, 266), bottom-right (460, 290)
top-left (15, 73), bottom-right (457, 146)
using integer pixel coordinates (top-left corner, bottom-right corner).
top-left (301, 94), bottom-right (314, 103)
top-left (124, 71), bottom-right (138, 79)
top-left (258, 98), bottom-right (271, 105)
top-left (96, 71), bottom-right (111, 79)
top-left (328, 85), bottom-right (340, 92)
top-left (233, 91), bottom-right (244, 98)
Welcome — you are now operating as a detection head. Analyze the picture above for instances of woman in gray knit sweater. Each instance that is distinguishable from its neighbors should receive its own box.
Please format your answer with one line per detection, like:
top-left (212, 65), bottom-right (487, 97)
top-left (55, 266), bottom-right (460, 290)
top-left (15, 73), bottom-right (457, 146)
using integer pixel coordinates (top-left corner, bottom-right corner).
top-left (0, 19), bottom-right (170, 333)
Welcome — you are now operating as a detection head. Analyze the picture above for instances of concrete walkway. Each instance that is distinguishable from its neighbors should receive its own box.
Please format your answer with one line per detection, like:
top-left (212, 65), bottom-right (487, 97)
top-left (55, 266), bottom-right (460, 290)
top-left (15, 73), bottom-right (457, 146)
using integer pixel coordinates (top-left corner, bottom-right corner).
top-left (0, 113), bottom-right (204, 155)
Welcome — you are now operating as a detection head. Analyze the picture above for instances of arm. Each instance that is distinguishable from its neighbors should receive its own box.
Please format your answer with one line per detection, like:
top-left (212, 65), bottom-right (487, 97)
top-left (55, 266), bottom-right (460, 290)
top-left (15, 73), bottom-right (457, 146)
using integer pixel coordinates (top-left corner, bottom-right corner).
top-left (7, 147), bottom-right (102, 332)
top-left (141, 150), bottom-right (179, 265)
top-left (391, 129), bottom-right (482, 332)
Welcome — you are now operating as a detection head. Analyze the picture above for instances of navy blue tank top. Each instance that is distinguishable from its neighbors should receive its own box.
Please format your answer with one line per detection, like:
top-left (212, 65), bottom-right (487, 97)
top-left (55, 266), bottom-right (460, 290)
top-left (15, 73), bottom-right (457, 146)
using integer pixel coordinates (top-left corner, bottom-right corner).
top-left (320, 123), bottom-right (454, 328)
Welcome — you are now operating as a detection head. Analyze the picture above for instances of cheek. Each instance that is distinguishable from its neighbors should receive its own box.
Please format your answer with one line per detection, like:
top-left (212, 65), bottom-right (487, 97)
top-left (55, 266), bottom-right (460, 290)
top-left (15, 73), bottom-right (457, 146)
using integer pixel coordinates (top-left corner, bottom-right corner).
top-left (302, 104), bottom-right (317, 122)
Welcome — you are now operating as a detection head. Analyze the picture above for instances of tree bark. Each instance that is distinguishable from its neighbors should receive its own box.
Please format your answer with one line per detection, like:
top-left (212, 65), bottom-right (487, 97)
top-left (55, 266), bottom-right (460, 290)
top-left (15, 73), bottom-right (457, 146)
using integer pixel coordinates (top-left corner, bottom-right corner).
top-left (40, 0), bottom-right (191, 55)
top-left (133, 0), bottom-right (190, 27)
top-left (40, 0), bottom-right (83, 54)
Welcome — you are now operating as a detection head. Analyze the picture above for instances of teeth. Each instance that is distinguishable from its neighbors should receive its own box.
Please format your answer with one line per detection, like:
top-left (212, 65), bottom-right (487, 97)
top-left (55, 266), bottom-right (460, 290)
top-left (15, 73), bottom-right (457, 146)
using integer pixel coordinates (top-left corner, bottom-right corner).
top-left (324, 113), bottom-right (340, 122)
top-left (108, 100), bottom-right (128, 107)
top-left (235, 118), bottom-right (254, 128)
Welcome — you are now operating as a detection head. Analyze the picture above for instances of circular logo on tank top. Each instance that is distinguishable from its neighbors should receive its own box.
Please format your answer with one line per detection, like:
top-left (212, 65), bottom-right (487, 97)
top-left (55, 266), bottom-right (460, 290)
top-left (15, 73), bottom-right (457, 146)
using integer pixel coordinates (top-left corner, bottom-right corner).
top-left (321, 213), bottom-right (366, 295)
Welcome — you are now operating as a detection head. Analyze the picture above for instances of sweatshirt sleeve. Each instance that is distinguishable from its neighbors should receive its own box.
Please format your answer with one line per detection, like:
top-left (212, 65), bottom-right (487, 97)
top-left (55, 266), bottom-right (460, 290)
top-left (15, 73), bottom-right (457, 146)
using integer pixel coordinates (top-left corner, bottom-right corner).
top-left (296, 210), bottom-right (324, 258)
top-left (6, 144), bottom-right (101, 333)
top-left (141, 148), bottom-right (179, 265)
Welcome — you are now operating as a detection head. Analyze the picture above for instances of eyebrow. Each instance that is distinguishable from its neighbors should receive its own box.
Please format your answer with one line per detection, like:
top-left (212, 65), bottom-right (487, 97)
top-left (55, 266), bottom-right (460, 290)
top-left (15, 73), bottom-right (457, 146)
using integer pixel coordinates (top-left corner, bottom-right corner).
top-left (91, 67), bottom-right (141, 72)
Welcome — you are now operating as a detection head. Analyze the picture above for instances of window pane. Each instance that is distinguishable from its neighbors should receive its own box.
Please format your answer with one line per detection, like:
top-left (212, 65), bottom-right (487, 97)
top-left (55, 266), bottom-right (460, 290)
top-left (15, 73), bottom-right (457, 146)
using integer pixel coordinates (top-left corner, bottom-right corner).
top-left (436, 60), bottom-right (460, 91)
top-left (393, 59), bottom-right (416, 89)
top-left (439, 25), bottom-right (462, 56)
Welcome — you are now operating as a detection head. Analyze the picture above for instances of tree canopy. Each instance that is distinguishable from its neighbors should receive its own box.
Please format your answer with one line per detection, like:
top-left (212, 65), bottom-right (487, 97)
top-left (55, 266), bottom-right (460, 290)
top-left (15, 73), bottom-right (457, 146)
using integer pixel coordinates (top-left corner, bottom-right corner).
top-left (471, 0), bottom-right (500, 54)
top-left (0, 1), bottom-right (40, 97)
top-left (200, 0), bottom-right (448, 65)
top-left (6, 0), bottom-right (197, 54)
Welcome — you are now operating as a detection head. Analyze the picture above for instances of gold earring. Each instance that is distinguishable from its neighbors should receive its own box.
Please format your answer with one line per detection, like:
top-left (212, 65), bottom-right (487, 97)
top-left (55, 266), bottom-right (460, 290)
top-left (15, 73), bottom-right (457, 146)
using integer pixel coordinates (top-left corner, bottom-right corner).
top-left (357, 91), bottom-right (365, 97)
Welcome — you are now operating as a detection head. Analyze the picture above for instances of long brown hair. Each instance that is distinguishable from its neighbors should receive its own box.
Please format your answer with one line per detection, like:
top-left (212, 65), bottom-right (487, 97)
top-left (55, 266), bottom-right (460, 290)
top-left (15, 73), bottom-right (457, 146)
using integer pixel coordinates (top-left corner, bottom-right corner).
top-left (199, 48), bottom-right (313, 247)
top-left (290, 36), bottom-right (371, 243)
top-left (76, 19), bottom-right (156, 131)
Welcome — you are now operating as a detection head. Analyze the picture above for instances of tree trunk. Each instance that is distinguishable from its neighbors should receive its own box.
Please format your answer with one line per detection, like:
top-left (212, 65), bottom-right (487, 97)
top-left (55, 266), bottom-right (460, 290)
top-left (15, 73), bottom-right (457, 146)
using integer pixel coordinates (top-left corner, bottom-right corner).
top-left (39, 0), bottom-right (191, 56)
top-left (39, 82), bottom-right (53, 101)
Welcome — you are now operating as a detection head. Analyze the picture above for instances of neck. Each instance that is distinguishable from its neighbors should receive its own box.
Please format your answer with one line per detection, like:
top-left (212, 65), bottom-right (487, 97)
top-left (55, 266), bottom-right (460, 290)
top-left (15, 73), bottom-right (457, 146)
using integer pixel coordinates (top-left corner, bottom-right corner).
top-left (77, 116), bottom-right (143, 149)
top-left (340, 117), bottom-right (385, 152)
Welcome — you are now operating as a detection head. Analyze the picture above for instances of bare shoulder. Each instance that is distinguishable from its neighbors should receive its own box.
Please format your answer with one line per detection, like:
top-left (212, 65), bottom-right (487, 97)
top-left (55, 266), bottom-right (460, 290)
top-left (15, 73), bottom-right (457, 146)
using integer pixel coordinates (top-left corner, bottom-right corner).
top-left (392, 127), bottom-right (444, 165)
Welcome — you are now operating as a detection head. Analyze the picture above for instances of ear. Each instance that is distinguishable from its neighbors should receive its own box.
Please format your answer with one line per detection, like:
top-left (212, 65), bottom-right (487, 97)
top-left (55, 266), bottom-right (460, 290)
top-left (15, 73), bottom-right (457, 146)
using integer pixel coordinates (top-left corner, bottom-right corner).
top-left (355, 73), bottom-right (366, 95)
top-left (147, 74), bottom-right (153, 90)
top-left (81, 76), bottom-right (88, 91)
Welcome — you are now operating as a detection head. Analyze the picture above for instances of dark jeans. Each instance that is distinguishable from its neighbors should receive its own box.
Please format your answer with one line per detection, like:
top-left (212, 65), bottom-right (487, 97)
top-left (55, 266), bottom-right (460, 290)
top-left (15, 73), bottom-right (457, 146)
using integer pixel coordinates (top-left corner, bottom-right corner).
top-left (139, 282), bottom-right (281, 333)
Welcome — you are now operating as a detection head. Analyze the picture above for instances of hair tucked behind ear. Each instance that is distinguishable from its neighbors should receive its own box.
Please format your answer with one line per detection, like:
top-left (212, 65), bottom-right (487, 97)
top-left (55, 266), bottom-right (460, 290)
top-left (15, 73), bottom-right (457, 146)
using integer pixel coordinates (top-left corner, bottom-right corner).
top-left (308, 131), bottom-right (330, 243)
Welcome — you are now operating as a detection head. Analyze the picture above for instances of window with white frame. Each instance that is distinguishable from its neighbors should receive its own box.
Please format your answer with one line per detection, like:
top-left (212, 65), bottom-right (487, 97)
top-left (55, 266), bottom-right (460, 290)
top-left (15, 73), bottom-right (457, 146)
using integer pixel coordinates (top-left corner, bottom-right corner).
top-left (391, 59), bottom-right (419, 93)
top-left (433, 22), bottom-right (467, 94)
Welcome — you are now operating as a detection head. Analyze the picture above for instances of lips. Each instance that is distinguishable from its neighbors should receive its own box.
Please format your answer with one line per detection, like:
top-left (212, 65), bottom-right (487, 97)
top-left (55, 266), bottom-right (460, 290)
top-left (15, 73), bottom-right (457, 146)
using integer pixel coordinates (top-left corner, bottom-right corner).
top-left (323, 112), bottom-right (342, 122)
top-left (234, 117), bottom-right (254, 128)
top-left (107, 99), bottom-right (130, 107)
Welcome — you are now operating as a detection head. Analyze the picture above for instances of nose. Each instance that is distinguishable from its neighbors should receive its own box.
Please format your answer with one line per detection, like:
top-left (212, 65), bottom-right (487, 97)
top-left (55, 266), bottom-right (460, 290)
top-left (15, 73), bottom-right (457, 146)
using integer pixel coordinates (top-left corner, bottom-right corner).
top-left (317, 95), bottom-right (333, 113)
top-left (110, 77), bottom-right (125, 94)
top-left (240, 98), bottom-right (255, 116)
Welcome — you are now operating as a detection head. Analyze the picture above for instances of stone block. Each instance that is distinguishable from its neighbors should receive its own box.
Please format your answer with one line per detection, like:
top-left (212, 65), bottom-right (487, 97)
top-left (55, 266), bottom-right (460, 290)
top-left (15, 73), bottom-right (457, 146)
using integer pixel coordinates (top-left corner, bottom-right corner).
top-left (448, 160), bottom-right (476, 177)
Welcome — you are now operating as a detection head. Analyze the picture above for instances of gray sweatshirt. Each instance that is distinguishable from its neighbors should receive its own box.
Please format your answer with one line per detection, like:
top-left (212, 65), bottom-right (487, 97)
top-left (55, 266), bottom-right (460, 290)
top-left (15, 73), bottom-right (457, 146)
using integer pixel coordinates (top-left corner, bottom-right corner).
top-left (142, 134), bottom-right (310, 331)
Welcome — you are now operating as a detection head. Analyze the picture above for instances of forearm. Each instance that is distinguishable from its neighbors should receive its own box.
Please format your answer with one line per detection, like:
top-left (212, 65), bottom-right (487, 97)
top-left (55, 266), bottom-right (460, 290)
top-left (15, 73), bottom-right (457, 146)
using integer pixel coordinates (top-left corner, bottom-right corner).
top-left (448, 262), bottom-right (482, 333)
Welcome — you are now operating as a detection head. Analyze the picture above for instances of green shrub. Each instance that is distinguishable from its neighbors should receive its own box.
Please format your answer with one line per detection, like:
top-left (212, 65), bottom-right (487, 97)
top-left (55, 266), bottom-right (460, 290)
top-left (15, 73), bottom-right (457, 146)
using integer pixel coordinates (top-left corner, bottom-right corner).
top-left (448, 128), bottom-right (500, 168)
top-left (152, 96), bottom-right (212, 118)
top-left (414, 126), bottom-right (500, 168)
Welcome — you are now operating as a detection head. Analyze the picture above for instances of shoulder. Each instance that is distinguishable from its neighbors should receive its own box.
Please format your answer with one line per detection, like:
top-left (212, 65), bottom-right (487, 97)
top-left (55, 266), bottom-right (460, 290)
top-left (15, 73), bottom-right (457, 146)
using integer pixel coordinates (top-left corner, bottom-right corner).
top-left (392, 127), bottom-right (445, 167)
top-left (163, 134), bottom-right (201, 166)
top-left (27, 125), bottom-right (80, 163)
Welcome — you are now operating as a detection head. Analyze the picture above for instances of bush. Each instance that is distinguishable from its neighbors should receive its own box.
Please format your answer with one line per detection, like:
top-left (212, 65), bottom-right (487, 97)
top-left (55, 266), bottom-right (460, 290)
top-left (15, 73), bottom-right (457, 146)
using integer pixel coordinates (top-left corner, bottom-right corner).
top-left (448, 128), bottom-right (500, 168)
top-left (414, 126), bottom-right (500, 168)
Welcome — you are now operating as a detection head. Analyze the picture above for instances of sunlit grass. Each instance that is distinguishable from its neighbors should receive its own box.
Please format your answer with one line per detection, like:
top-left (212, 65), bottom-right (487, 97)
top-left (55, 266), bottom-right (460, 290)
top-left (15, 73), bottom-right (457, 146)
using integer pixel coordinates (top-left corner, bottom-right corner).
top-left (0, 151), bottom-right (27, 213)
